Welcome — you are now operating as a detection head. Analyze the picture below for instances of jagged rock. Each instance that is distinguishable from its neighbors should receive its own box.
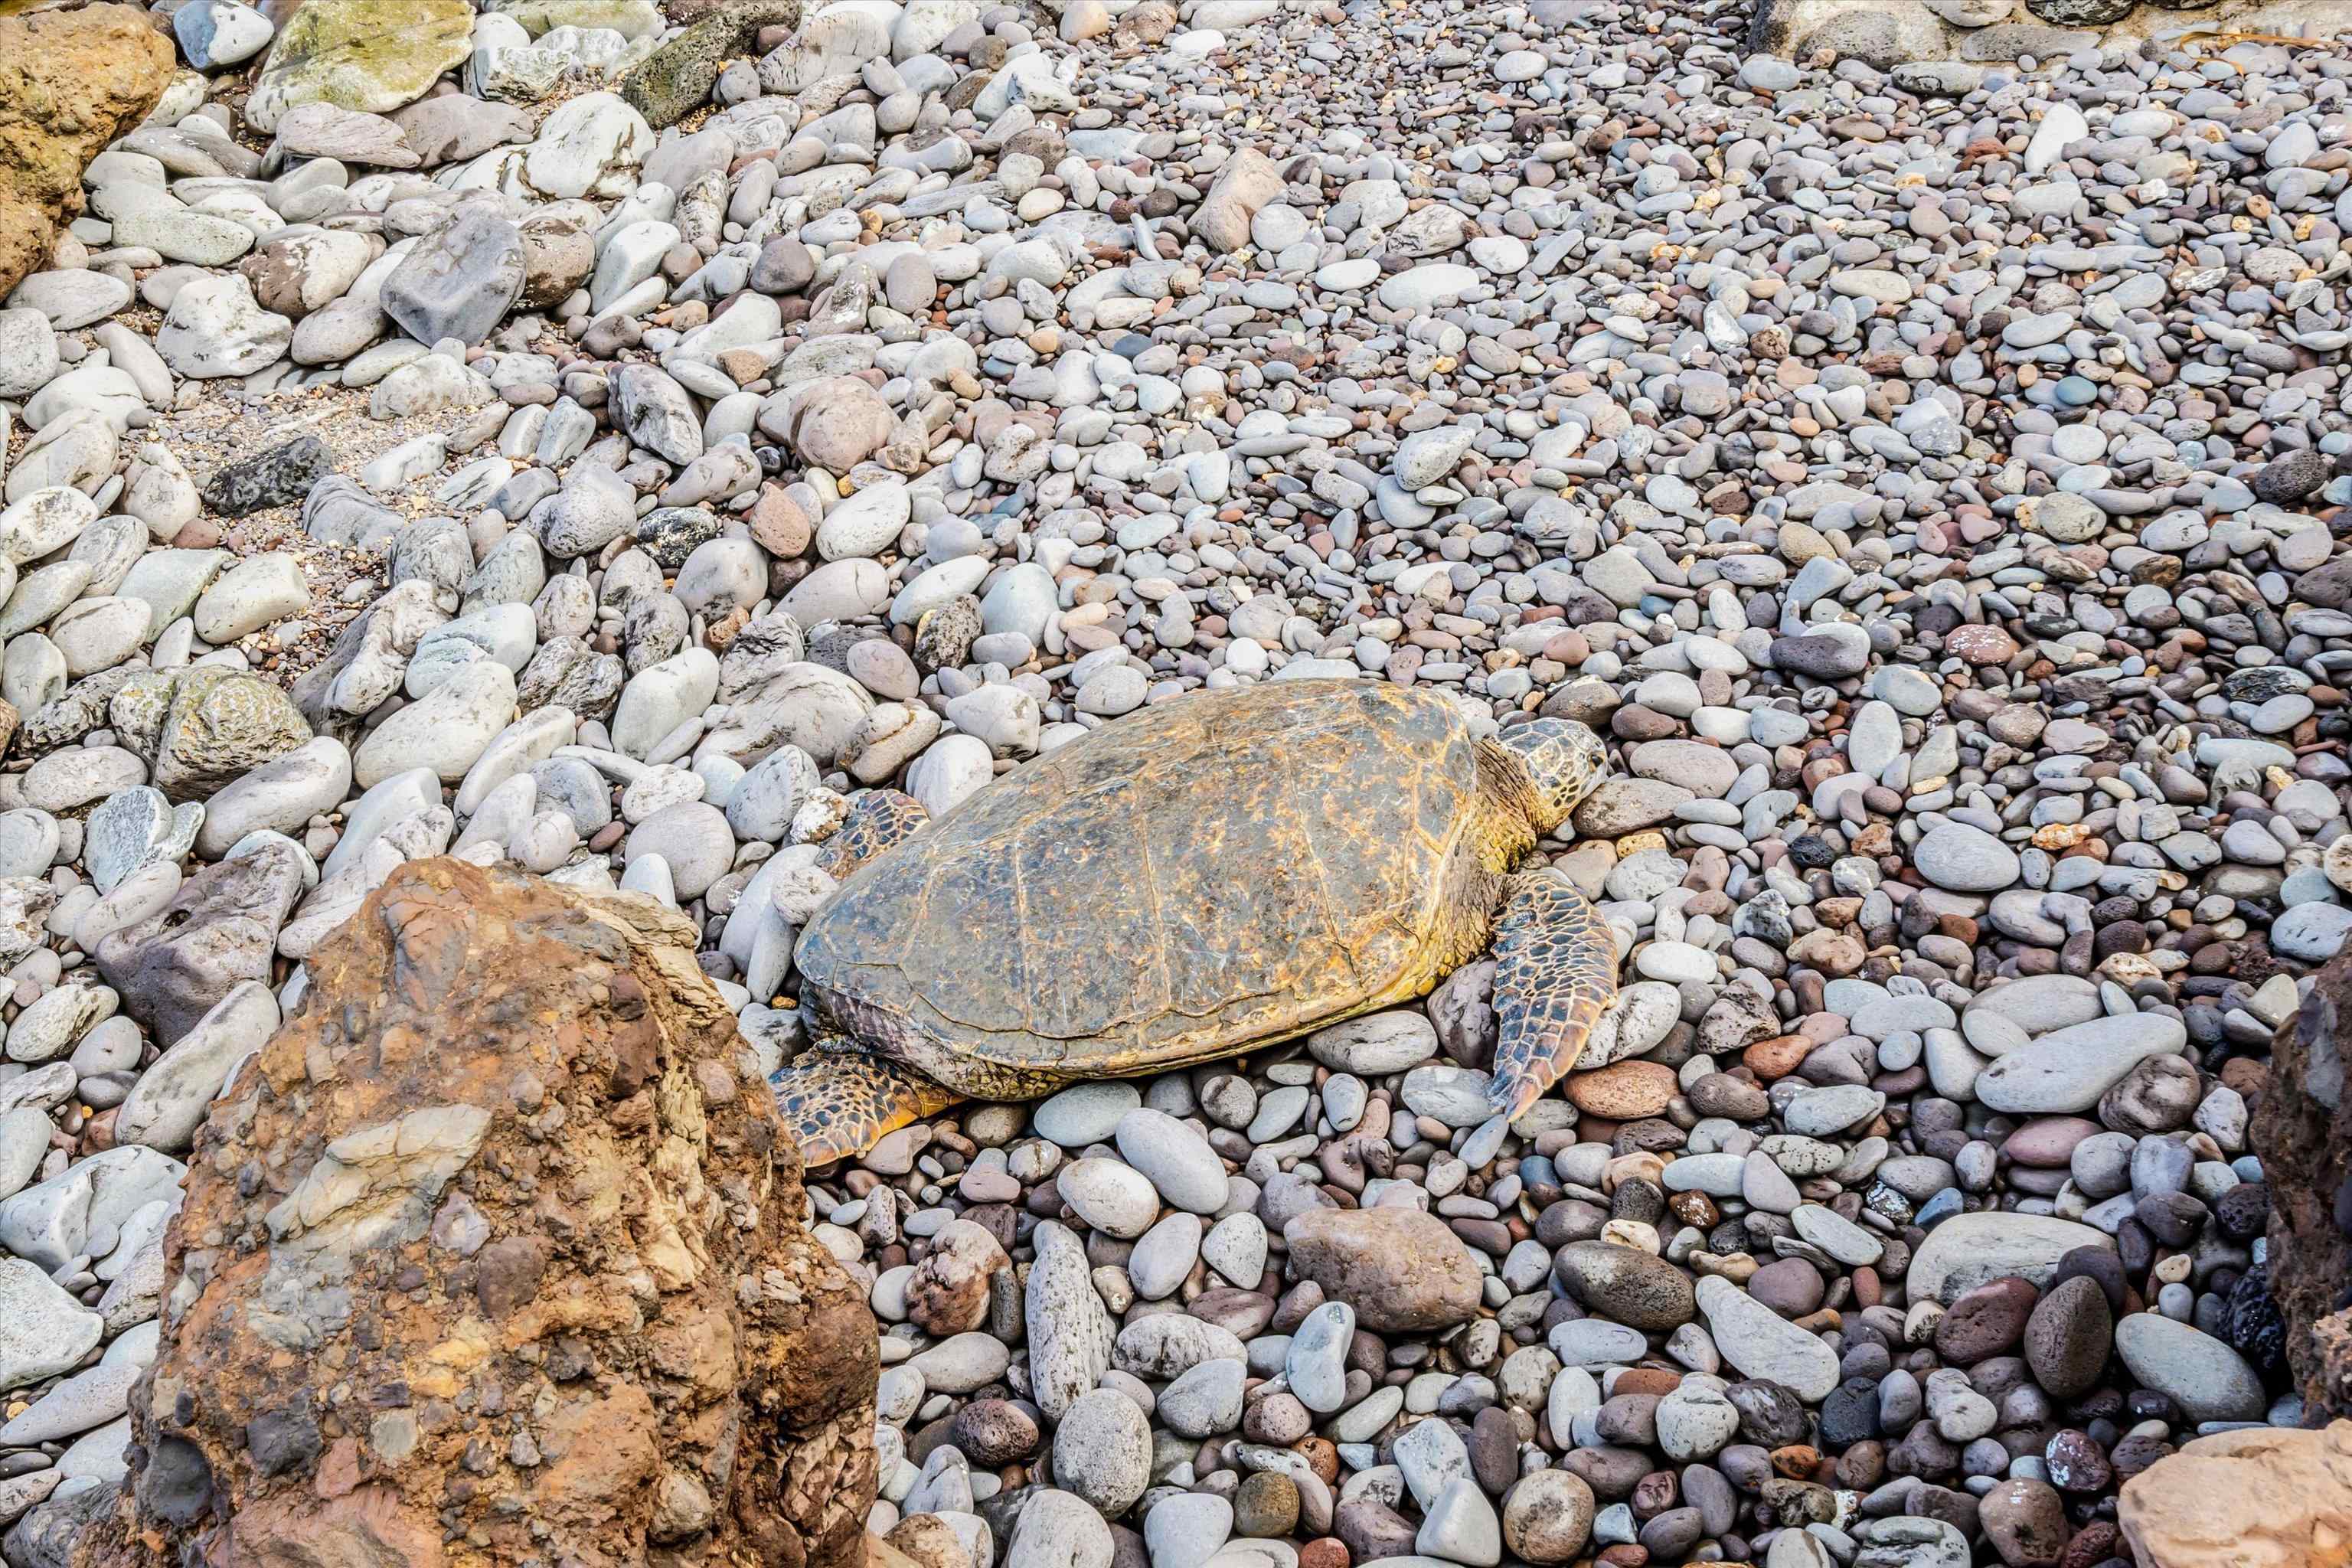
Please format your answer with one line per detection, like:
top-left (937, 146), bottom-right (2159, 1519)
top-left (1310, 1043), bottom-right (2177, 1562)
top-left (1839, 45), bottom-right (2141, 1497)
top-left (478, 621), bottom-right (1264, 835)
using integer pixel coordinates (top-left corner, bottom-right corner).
top-left (2117, 1421), bottom-right (2352, 1568)
top-left (147, 669), bottom-right (315, 802)
top-left (0, 6), bottom-right (174, 299)
top-left (620, 0), bottom-right (801, 128)
top-left (200, 437), bottom-right (332, 519)
top-left (77, 860), bottom-right (877, 1568)
top-left (2253, 953), bottom-right (2352, 1419)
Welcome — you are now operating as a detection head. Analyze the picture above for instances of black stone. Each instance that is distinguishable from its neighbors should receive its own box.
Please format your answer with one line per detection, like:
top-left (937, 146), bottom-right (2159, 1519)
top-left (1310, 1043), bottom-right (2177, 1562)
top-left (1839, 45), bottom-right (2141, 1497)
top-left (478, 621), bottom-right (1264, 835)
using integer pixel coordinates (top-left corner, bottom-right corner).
top-left (1818, 1377), bottom-right (1882, 1446)
top-left (246, 1396), bottom-right (322, 1478)
top-left (201, 434), bottom-right (332, 518)
top-left (2133, 1191), bottom-right (2208, 1247)
top-left (1772, 632), bottom-right (1869, 680)
top-left (632, 505), bottom-right (724, 569)
top-left (2115, 1217), bottom-right (2154, 1279)
top-left (2053, 1243), bottom-right (2128, 1315)
top-left (1609, 1178), bottom-right (1665, 1226)
top-left (1788, 833), bottom-right (1837, 869)
top-left (142, 1436), bottom-right (217, 1527)
top-left (2221, 666), bottom-right (2312, 704)
top-left (2251, 447), bottom-right (2331, 504)
top-left (2223, 1262), bottom-right (2288, 1378)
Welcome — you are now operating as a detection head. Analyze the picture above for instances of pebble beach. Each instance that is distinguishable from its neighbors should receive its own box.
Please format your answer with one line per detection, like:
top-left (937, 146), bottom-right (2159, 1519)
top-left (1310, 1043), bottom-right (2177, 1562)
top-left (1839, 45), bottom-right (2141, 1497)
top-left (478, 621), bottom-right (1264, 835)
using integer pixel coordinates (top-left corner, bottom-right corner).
top-left (2, 0), bottom-right (2351, 1566)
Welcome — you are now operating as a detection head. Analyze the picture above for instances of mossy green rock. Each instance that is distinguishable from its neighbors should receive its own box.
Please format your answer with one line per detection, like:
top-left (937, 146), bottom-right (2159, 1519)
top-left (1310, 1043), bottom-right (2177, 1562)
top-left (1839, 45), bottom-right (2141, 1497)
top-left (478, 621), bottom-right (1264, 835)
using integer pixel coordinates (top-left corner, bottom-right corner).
top-left (619, 0), bottom-right (800, 129)
top-left (106, 670), bottom-right (185, 763)
top-left (149, 668), bottom-right (314, 802)
top-left (247, 0), bottom-right (474, 133)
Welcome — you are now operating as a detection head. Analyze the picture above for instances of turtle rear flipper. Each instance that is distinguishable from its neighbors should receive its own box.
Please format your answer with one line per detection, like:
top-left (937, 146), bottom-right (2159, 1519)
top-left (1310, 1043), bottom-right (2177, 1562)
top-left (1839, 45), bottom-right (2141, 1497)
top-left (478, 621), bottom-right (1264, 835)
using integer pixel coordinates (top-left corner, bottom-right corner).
top-left (774, 1049), bottom-right (960, 1165)
top-left (1488, 867), bottom-right (1620, 1121)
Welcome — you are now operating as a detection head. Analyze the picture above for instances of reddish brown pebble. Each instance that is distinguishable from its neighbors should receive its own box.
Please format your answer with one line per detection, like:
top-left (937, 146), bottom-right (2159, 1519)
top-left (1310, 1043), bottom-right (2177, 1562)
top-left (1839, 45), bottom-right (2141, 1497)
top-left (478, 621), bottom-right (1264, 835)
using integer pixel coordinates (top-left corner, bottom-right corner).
top-left (1744, 1034), bottom-right (1813, 1080)
top-left (1298, 1540), bottom-right (1348, 1568)
top-left (1610, 1367), bottom-right (1683, 1398)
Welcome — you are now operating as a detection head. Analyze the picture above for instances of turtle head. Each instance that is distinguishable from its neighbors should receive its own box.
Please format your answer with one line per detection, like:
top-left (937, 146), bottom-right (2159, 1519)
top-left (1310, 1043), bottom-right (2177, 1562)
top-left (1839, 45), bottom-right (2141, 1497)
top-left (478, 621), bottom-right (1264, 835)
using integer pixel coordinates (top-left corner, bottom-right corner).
top-left (1496, 717), bottom-right (1606, 835)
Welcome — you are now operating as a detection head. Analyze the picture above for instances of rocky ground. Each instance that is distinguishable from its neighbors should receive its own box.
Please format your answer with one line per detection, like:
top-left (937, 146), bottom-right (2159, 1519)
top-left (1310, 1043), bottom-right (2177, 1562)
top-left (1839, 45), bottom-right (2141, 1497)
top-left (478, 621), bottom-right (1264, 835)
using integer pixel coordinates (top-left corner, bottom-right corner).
top-left (0, 0), bottom-right (2350, 1565)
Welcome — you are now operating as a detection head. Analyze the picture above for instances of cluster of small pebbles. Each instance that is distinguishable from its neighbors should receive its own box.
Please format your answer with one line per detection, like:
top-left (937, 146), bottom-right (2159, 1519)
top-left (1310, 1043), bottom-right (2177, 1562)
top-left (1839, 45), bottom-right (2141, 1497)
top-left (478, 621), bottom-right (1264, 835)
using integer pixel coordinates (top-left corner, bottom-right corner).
top-left (1, 0), bottom-right (2350, 1564)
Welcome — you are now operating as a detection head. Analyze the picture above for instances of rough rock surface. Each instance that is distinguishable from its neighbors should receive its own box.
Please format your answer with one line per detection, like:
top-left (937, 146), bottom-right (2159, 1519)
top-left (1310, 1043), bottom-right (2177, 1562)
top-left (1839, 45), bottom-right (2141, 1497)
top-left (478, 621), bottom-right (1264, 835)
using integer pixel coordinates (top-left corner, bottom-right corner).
top-left (1281, 1207), bottom-right (1485, 1331)
top-left (1, 0), bottom-right (2351, 1561)
top-left (2117, 1421), bottom-right (2352, 1568)
top-left (620, 0), bottom-right (802, 128)
top-left (0, 6), bottom-right (174, 298)
top-left (2254, 953), bottom-right (2352, 1421)
top-left (243, 0), bottom-right (477, 133)
top-left (80, 859), bottom-right (877, 1568)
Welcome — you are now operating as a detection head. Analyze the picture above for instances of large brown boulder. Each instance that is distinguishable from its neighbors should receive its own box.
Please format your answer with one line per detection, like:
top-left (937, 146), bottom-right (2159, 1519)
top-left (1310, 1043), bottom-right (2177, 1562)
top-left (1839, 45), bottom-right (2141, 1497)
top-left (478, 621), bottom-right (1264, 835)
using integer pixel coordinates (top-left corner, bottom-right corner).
top-left (82, 858), bottom-right (877, 1568)
top-left (0, 5), bottom-right (175, 299)
top-left (2116, 1421), bottom-right (2352, 1568)
top-left (2252, 954), bottom-right (2352, 1421)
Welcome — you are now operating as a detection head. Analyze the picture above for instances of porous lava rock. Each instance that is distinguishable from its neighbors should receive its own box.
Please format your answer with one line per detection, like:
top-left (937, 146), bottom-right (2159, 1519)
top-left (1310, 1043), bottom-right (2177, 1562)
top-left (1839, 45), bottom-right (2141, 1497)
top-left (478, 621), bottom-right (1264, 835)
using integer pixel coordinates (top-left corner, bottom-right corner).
top-left (2252, 953), bottom-right (2352, 1420)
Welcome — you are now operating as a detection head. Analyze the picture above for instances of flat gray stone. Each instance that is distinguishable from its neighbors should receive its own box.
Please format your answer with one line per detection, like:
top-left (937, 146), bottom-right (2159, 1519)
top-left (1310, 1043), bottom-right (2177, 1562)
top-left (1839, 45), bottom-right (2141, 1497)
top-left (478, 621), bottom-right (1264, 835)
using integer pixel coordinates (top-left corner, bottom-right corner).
top-left (1906, 1211), bottom-right (2112, 1304)
top-left (1694, 1274), bottom-right (1840, 1400)
top-left (2112, 1314), bottom-right (2265, 1423)
top-left (1974, 1013), bottom-right (2189, 1115)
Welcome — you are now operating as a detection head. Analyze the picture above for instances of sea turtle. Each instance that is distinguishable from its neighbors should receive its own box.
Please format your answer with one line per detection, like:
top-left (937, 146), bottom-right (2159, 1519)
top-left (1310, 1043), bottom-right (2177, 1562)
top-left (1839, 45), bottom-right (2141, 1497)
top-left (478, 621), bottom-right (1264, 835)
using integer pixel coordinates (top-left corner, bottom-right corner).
top-left (774, 678), bottom-right (1619, 1165)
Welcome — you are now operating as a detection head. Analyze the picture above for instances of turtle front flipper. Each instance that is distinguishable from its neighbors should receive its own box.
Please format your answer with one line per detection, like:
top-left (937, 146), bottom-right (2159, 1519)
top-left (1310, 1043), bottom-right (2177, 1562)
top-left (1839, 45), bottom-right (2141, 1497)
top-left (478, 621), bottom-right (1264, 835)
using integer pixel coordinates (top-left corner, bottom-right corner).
top-left (774, 1048), bottom-right (962, 1166)
top-left (1488, 866), bottom-right (1621, 1121)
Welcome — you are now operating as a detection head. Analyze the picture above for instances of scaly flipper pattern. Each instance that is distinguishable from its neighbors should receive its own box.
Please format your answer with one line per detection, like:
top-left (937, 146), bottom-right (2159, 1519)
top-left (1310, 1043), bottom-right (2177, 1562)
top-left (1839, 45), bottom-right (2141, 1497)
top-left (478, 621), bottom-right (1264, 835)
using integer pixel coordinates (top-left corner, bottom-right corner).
top-left (774, 1047), bottom-right (962, 1166)
top-left (1488, 866), bottom-right (1621, 1121)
